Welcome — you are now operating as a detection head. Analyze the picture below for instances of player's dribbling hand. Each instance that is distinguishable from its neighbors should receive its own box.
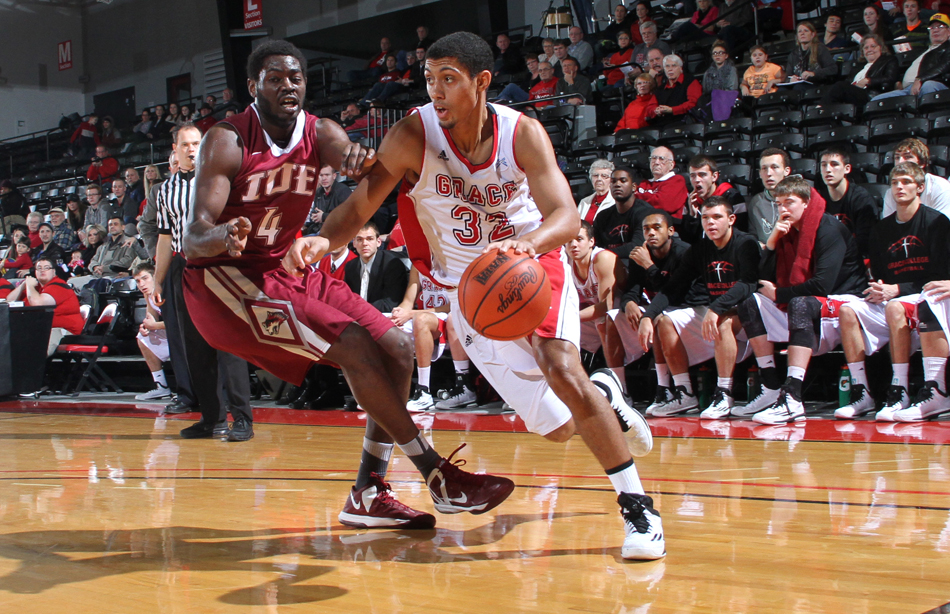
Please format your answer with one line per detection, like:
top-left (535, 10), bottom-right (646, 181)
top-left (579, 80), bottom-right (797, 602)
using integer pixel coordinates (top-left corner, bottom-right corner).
top-left (283, 236), bottom-right (329, 278)
top-left (638, 317), bottom-right (654, 352)
top-left (339, 142), bottom-right (377, 179)
top-left (485, 239), bottom-right (536, 257)
top-left (924, 280), bottom-right (950, 302)
top-left (225, 217), bottom-right (252, 257)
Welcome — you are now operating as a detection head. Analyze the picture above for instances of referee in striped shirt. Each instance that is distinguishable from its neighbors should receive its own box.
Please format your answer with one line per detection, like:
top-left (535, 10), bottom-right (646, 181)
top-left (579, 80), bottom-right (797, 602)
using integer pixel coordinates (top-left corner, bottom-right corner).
top-left (153, 124), bottom-right (253, 441)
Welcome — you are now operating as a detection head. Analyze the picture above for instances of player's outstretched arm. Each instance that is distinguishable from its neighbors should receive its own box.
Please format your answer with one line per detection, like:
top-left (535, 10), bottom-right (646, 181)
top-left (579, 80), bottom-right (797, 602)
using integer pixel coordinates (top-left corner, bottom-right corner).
top-left (498, 116), bottom-right (580, 256)
top-left (182, 125), bottom-right (250, 259)
top-left (283, 115), bottom-right (424, 276)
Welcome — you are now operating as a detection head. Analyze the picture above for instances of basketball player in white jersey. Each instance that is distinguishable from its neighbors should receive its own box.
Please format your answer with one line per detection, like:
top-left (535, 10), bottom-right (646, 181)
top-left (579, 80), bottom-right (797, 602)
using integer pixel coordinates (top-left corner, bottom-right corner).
top-left (286, 32), bottom-right (664, 560)
top-left (567, 220), bottom-right (621, 382)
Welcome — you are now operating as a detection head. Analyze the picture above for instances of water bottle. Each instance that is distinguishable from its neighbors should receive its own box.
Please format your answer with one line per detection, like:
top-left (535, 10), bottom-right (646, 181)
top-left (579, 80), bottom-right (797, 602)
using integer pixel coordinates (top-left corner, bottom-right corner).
top-left (838, 366), bottom-right (851, 407)
top-left (746, 366), bottom-right (760, 401)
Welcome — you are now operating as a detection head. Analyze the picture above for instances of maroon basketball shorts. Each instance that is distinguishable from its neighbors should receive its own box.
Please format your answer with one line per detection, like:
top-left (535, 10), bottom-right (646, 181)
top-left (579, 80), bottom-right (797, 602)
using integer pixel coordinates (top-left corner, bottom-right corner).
top-left (183, 264), bottom-right (394, 385)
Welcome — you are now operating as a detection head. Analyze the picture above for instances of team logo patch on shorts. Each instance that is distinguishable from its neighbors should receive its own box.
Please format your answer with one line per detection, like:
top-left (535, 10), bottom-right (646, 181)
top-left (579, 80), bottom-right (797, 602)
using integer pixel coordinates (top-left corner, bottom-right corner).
top-left (244, 298), bottom-right (305, 347)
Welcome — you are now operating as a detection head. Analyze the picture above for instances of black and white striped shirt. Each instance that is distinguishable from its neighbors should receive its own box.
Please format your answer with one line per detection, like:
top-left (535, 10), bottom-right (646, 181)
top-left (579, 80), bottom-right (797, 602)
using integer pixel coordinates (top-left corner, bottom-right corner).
top-left (156, 169), bottom-right (195, 253)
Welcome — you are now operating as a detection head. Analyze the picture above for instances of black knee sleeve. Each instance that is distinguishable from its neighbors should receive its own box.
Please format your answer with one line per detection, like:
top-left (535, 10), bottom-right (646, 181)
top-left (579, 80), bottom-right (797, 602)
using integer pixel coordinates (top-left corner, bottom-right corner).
top-left (918, 301), bottom-right (940, 333)
top-left (787, 296), bottom-right (822, 351)
top-left (738, 295), bottom-right (767, 338)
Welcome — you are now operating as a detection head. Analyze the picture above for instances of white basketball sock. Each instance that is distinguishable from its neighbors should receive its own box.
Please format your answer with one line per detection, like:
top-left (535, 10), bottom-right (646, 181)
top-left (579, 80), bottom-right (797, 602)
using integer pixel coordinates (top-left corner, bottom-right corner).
top-left (717, 377), bottom-right (733, 392)
top-left (672, 373), bottom-right (692, 394)
top-left (756, 355), bottom-right (776, 370)
top-left (892, 363), bottom-right (910, 390)
top-left (655, 363), bottom-right (670, 388)
top-left (848, 361), bottom-right (868, 389)
top-left (151, 370), bottom-right (167, 388)
top-left (417, 366), bottom-right (431, 390)
top-left (924, 357), bottom-right (947, 392)
top-left (606, 460), bottom-right (644, 495)
top-left (787, 365), bottom-right (807, 383)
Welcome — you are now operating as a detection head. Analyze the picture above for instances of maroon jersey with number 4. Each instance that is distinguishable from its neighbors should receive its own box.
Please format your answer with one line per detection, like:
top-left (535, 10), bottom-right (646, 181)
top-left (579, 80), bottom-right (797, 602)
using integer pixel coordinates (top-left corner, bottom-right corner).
top-left (187, 105), bottom-right (320, 273)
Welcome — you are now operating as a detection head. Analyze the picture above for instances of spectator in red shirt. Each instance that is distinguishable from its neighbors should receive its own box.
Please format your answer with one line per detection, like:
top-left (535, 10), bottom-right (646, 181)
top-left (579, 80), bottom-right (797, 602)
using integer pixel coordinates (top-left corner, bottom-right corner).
top-left (70, 114), bottom-right (100, 159)
top-left (615, 73), bottom-right (659, 132)
top-left (26, 212), bottom-right (43, 248)
top-left (602, 31), bottom-right (634, 87)
top-left (637, 146), bottom-right (689, 219)
top-left (0, 278), bottom-right (12, 300)
top-left (6, 255), bottom-right (84, 355)
top-left (529, 62), bottom-right (560, 107)
top-left (2, 237), bottom-right (32, 277)
top-left (194, 104), bottom-right (218, 134)
top-left (86, 145), bottom-right (120, 183)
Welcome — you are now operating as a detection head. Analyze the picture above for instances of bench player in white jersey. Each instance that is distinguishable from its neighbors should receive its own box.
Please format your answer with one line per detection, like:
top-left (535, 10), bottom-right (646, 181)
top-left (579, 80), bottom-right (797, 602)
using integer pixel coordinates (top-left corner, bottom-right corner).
top-left (132, 262), bottom-right (173, 401)
top-left (567, 220), bottom-right (621, 380)
top-left (287, 32), bottom-right (664, 560)
top-left (391, 265), bottom-right (474, 412)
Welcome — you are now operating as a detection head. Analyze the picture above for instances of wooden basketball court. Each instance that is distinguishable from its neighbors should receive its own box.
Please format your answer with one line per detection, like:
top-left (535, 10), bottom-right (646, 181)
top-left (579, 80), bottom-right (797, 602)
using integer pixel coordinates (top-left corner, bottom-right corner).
top-left (0, 399), bottom-right (948, 613)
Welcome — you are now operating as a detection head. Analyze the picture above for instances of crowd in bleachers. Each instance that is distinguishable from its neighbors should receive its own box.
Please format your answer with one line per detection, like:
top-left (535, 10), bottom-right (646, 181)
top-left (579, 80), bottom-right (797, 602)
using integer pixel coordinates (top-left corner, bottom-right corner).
top-left (6, 1), bottom-right (950, 425)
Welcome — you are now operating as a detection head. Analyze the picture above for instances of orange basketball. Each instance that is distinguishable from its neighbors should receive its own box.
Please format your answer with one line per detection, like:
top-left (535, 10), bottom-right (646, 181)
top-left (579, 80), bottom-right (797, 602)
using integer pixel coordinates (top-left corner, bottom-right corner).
top-left (458, 249), bottom-right (551, 341)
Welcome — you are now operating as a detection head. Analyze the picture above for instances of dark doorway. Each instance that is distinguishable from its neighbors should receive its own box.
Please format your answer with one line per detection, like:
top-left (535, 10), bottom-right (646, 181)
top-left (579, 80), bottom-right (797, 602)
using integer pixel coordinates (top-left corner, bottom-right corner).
top-left (93, 86), bottom-right (136, 131)
top-left (166, 73), bottom-right (193, 106)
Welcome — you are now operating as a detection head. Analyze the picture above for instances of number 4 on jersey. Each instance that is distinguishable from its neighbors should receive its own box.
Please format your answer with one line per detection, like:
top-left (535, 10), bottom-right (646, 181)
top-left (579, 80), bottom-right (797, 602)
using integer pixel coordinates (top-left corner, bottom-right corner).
top-left (256, 207), bottom-right (283, 246)
top-left (451, 205), bottom-right (514, 246)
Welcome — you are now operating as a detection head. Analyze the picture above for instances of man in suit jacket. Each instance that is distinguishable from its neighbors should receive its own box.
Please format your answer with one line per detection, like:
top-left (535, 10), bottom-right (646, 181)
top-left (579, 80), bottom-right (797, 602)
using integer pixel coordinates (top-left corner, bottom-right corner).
top-left (344, 222), bottom-right (408, 312)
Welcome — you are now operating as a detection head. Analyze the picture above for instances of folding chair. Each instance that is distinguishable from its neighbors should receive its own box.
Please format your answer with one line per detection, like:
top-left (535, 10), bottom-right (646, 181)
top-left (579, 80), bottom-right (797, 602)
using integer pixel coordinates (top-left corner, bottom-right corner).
top-left (53, 302), bottom-right (123, 395)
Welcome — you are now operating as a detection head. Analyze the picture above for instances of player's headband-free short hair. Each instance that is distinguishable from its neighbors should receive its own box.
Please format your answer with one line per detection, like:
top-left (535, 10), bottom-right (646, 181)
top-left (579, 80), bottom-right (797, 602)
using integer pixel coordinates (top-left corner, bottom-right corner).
top-left (246, 39), bottom-right (308, 82)
top-left (133, 261), bottom-right (156, 276)
top-left (643, 209), bottom-right (675, 228)
top-left (819, 147), bottom-right (850, 166)
top-left (760, 147), bottom-right (791, 169)
top-left (426, 32), bottom-right (494, 79)
top-left (772, 176), bottom-right (812, 201)
top-left (890, 162), bottom-right (926, 186)
top-left (701, 195), bottom-right (734, 215)
top-left (579, 220), bottom-right (595, 240)
top-left (612, 165), bottom-right (638, 181)
top-left (894, 138), bottom-right (930, 170)
top-left (359, 221), bottom-right (380, 237)
top-left (688, 155), bottom-right (719, 174)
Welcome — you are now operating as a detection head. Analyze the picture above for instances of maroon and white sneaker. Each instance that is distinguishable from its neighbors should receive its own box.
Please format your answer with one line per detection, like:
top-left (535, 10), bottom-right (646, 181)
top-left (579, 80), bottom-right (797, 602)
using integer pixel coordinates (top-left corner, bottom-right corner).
top-left (338, 473), bottom-right (436, 529)
top-left (425, 444), bottom-right (515, 514)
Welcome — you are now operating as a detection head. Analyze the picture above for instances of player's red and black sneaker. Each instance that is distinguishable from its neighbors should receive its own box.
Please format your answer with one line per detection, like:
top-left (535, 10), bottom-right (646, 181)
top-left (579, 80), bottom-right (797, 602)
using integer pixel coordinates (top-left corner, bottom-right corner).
top-left (338, 473), bottom-right (436, 530)
top-left (425, 444), bottom-right (515, 514)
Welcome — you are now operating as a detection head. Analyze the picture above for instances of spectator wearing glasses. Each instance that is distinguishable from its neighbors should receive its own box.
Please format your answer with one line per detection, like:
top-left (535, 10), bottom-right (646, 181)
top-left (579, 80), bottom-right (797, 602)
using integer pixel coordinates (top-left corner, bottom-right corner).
top-left (637, 146), bottom-right (689, 219)
top-left (528, 61), bottom-right (560, 107)
top-left (567, 26), bottom-right (594, 71)
top-left (5, 255), bottom-right (84, 355)
top-left (557, 57), bottom-right (592, 105)
top-left (615, 73), bottom-right (658, 131)
top-left (47, 207), bottom-right (78, 253)
top-left (872, 13), bottom-right (950, 100)
top-left (577, 159), bottom-right (616, 223)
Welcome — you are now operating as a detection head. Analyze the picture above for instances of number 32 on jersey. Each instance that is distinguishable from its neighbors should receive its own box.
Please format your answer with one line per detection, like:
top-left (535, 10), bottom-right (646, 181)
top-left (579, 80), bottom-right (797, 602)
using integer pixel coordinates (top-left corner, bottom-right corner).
top-left (451, 205), bottom-right (514, 246)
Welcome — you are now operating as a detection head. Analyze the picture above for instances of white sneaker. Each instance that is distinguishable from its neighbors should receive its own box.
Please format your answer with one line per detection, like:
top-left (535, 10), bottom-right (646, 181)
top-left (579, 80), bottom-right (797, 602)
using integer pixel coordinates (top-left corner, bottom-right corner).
top-left (407, 388), bottom-right (434, 413)
top-left (876, 385), bottom-right (910, 422)
top-left (894, 382), bottom-right (950, 422)
top-left (700, 387), bottom-right (734, 419)
top-left (435, 385), bottom-right (477, 410)
top-left (645, 386), bottom-right (673, 417)
top-left (619, 493), bottom-right (666, 560)
top-left (650, 386), bottom-right (699, 417)
top-left (136, 385), bottom-right (172, 401)
top-left (591, 369), bottom-right (653, 458)
top-left (732, 386), bottom-right (780, 417)
top-left (834, 384), bottom-right (876, 419)
top-left (752, 389), bottom-right (806, 424)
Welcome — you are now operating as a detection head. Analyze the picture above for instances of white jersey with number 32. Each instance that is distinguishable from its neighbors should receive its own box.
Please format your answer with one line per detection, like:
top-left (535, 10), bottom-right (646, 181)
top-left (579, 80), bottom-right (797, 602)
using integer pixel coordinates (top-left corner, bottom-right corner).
top-left (405, 102), bottom-right (543, 287)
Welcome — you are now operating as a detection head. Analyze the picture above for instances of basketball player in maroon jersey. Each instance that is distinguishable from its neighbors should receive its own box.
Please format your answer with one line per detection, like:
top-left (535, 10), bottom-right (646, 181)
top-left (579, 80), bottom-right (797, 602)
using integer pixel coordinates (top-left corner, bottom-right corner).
top-left (181, 40), bottom-right (515, 529)
top-left (286, 32), bottom-right (665, 560)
